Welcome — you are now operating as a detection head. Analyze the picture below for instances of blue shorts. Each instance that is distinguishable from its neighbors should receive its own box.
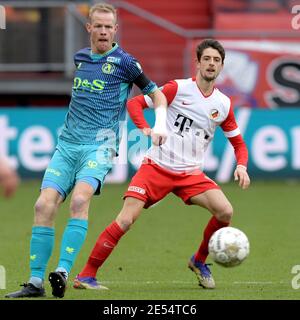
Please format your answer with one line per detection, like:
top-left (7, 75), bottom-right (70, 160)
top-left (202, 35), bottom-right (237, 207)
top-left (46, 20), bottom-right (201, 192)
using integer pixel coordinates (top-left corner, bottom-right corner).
top-left (41, 138), bottom-right (113, 198)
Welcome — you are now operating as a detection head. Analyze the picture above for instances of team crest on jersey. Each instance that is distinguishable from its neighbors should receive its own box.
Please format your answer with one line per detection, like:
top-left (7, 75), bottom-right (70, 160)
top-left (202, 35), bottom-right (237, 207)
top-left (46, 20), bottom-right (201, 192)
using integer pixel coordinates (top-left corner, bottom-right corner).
top-left (210, 109), bottom-right (219, 120)
top-left (102, 62), bottom-right (115, 74)
top-left (107, 56), bottom-right (121, 64)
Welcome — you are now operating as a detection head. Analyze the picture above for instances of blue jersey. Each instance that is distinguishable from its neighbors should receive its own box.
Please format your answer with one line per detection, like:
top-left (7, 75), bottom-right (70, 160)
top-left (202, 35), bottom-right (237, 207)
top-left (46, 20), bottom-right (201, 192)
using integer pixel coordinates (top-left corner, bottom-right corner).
top-left (59, 43), bottom-right (157, 148)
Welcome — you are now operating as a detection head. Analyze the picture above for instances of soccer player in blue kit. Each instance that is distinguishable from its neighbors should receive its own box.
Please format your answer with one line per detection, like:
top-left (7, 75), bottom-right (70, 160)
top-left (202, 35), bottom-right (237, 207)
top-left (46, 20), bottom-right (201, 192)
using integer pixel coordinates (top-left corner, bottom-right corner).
top-left (6, 2), bottom-right (167, 298)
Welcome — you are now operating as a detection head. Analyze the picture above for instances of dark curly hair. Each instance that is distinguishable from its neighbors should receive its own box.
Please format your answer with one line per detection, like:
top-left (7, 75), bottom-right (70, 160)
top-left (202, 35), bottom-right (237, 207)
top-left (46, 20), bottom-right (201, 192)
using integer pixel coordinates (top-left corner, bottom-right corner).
top-left (196, 39), bottom-right (225, 63)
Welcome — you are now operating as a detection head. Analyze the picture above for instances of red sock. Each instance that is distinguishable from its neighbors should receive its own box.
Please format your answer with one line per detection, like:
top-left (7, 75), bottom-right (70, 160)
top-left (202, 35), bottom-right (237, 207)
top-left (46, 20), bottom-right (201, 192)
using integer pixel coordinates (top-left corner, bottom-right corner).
top-left (194, 216), bottom-right (229, 263)
top-left (78, 221), bottom-right (125, 278)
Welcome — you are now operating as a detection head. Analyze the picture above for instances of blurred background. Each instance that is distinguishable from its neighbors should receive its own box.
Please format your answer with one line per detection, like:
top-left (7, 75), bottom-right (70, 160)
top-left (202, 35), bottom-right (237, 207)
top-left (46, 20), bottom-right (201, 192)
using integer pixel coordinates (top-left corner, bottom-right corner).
top-left (0, 0), bottom-right (299, 183)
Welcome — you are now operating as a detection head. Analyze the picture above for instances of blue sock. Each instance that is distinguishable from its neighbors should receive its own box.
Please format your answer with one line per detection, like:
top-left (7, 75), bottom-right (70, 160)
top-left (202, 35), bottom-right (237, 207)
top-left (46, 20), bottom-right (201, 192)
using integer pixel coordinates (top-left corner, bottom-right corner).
top-left (57, 218), bottom-right (88, 275)
top-left (30, 226), bottom-right (55, 281)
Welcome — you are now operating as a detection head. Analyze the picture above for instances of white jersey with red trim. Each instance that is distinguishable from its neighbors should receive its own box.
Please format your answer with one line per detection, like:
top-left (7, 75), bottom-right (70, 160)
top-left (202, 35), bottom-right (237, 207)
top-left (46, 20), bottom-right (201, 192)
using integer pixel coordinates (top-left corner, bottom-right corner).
top-left (144, 78), bottom-right (240, 173)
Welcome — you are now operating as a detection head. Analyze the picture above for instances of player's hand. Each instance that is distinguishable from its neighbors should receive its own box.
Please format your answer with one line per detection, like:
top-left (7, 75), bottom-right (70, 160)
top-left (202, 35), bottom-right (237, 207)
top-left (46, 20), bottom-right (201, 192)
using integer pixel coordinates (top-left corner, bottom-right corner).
top-left (0, 167), bottom-right (20, 198)
top-left (151, 128), bottom-right (167, 146)
top-left (234, 165), bottom-right (250, 190)
top-left (142, 127), bottom-right (167, 146)
top-left (142, 127), bottom-right (152, 136)
top-left (151, 105), bottom-right (168, 146)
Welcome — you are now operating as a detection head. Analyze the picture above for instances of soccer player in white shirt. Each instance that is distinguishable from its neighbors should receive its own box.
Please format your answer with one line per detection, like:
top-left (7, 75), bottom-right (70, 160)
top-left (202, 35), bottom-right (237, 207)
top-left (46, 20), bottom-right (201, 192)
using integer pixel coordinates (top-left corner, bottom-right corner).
top-left (74, 39), bottom-right (250, 290)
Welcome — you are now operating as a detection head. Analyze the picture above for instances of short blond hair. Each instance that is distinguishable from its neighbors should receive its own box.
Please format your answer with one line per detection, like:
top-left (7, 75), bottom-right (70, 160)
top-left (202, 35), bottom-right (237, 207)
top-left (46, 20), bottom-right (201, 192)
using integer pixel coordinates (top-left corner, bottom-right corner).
top-left (89, 3), bottom-right (117, 23)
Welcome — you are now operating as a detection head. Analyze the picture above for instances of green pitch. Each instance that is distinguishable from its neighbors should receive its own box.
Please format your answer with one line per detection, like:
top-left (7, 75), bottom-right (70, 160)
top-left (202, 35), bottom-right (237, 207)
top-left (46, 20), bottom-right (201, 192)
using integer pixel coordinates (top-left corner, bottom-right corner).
top-left (1, 180), bottom-right (299, 300)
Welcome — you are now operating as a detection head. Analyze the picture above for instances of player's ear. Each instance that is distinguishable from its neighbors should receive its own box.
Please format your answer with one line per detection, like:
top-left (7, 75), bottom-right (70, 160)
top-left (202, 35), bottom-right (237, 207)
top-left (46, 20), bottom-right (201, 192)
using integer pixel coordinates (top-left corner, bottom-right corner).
top-left (114, 23), bottom-right (119, 33)
top-left (86, 22), bottom-right (92, 33)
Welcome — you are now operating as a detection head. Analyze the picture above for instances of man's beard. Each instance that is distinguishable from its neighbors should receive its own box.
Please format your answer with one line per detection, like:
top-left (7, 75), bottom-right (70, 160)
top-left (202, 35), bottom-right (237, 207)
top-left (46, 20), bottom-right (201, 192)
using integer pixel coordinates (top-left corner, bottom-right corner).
top-left (202, 74), bottom-right (217, 82)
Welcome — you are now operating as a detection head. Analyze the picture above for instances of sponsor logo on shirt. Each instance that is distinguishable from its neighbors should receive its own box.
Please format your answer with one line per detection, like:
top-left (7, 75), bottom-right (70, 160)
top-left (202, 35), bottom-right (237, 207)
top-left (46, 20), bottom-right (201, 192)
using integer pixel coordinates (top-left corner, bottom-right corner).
top-left (107, 56), bottom-right (121, 64)
top-left (73, 77), bottom-right (106, 93)
top-left (128, 186), bottom-right (146, 195)
top-left (174, 114), bottom-right (193, 137)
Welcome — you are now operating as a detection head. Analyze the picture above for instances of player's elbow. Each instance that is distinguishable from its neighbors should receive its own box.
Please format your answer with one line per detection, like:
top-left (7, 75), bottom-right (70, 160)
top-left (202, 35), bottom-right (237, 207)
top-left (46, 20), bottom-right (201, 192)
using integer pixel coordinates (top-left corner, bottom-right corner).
top-left (149, 88), bottom-right (167, 106)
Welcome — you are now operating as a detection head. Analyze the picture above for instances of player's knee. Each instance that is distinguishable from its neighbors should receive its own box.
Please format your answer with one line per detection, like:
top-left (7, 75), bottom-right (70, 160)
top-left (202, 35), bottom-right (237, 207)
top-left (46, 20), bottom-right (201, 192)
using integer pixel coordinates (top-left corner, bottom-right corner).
top-left (34, 197), bottom-right (57, 224)
top-left (116, 209), bottom-right (136, 231)
top-left (116, 216), bottom-right (134, 232)
top-left (116, 207), bottom-right (138, 231)
top-left (70, 194), bottom-right (89, 215)
top-left (215, 203), bottom-right (233, 223)
top-left (115, 197), bottom-right (144, 231)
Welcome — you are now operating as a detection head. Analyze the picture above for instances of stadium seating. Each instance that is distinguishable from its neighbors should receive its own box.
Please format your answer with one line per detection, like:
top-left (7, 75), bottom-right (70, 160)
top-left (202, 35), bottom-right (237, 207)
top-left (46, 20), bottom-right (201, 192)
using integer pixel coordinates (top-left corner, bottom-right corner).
top-left (213, 0), bottom-right (294, 30)
top-left (118, 0), bottom-right (212, 87)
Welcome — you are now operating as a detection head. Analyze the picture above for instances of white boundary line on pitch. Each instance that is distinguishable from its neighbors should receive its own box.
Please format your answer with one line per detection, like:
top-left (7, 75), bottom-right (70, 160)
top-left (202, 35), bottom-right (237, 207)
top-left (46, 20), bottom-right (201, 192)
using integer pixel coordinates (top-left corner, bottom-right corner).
top-left (99, 280), bottom-right (288, 285)
top-left (100, 280), bottom-right (195, 284)
top-left (234, 281), bottom-right (275, 285)
top-left (233, 281), bottom-right (287, 285)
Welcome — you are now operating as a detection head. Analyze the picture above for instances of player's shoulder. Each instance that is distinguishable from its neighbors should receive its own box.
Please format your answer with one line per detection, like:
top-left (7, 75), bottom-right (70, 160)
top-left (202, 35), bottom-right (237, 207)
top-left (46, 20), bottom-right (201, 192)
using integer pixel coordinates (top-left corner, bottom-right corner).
top-left (214, 88), bottom-right (231, 108)
top-left (168, 78), bottom-right (194, 94)
top-left (74, 47), bottom-right (91, 59)
top-left (73, 48), bottom-right (93, 66)
top-left (112, 45), bottom-right (143, 72)
top-left (114, 45), bottom-right (136, 63)
top-left (171, 78), bottom-right (194, 89)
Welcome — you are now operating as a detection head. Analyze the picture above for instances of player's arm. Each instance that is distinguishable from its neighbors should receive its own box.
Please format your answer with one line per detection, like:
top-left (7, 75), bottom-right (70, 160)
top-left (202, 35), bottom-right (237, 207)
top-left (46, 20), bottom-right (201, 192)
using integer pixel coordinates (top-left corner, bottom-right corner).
top-left (128, 79), bottom-right (178, 146)
top-left (147, 89), bottom-right (168, 145)
top-left (127, 90), bottom-right (167, 146)
top-left (221, 106), bottom-right (250, 190)
top-left (229, 135), bottom-right (250, 190)
top-left (133, 72), bottom-right (168, 146)
top-left (0, 158), bottom-right (20, 198)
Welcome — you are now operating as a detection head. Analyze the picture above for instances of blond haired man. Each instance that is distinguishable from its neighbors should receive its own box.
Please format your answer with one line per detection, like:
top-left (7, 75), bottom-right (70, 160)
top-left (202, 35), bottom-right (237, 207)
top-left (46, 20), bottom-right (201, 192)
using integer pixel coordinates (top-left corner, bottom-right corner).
top-left (6, 2), bottom-right (167, 299)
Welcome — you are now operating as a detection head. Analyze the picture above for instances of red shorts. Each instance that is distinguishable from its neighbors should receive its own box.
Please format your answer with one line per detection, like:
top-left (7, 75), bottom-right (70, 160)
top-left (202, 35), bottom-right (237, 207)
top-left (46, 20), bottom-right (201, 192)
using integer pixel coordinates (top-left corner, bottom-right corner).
top-left (124, 161), bottom-right (220, 208)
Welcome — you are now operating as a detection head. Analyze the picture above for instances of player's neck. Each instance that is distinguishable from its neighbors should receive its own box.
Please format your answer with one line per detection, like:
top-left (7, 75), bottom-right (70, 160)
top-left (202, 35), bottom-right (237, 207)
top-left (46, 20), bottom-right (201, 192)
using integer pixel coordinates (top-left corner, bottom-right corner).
top-left (91, 42), bottom-right (116, 56)
top-left (196, 76), bottom-right (215, 97)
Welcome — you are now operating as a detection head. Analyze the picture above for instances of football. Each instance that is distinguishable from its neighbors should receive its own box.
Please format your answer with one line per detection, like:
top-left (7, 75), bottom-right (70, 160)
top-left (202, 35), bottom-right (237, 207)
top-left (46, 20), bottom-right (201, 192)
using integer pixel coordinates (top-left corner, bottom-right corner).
top-left (208, 227), bottom-right (250, 267)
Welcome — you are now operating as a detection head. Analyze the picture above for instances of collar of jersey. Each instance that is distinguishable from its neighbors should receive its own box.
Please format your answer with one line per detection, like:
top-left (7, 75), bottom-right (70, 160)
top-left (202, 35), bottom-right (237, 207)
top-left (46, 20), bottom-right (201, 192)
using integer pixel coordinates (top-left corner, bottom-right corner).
top-left (90, 43), bottom-right (119, 60)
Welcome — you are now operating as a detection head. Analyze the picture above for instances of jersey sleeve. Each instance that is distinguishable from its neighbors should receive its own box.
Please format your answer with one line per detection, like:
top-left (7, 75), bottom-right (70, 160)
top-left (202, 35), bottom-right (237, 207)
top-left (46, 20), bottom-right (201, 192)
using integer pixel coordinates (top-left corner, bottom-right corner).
top-left (221, 104), bottom-right (248, 167)
top-left (127, 95), bottom-right (150, 129)
top-left (161, 80), bottom-right (178, 105)
top-left (73, 52), bottom-right (79, 67)
top-left (127, 57), bottom-right (157, 95)
top-left (144, 80), bottom-right (178, 107)
top-left (127, 80), bottom-right (178, 130)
